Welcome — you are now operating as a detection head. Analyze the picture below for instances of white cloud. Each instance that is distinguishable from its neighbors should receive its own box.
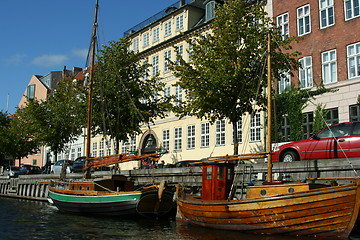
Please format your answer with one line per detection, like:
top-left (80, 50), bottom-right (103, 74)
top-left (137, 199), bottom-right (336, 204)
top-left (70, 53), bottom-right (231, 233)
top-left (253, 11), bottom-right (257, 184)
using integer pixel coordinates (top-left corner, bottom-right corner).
top-left (71, 48), bottom-right (88, 59)
top-left (32, 54), bottom-right (69, 67)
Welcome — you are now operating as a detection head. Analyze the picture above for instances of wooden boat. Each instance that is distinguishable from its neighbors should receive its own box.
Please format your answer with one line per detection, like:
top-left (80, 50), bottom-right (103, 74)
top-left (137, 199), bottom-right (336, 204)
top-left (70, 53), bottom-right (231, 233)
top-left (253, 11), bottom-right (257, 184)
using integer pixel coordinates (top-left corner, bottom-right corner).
top-left (48, 0), bottom-right (175, 218)
top-left (48, 154), bottom-right (175, 217)
top-left (176, 32), bottom-right (360, 238)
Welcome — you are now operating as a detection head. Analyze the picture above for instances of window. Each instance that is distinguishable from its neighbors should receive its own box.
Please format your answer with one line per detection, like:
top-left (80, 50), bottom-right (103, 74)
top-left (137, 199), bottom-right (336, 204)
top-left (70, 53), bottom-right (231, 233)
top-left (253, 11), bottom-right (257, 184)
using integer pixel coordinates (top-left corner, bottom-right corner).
top-left (201, 122), bottom-right (210, 148)
top-left (164, 20), bottom-right (172, 36)
top-left (326, 108), bottom-right (339, 124)
top-left (347, 42), bottom-right (360, 79)
top-left (187, 125), bottom-right (196, 149)
top-left (164, 86), bottom-right (170, 98)
top-left (233, 118), bottom-right (242, 144)
top-left (133, 38), bottom-right (139, 51)
top-left (106, 140), bottom-right (111, 156)
top-left (99, 140), bottom-right (104, 157)
top-left (302, 112), bottom-right (314, 139)
top-left (113, 141), bottom-right (118, 155)
top-left (162, 129), bottom-right (170, 151)
top-left (153, 27), bottom-right (159, 42)
top-left (176, 44), bottom-right (183, 64)
top-left (216, 119), bottom-right (226, 146)
top-left (176, 15), bottom-right (184, 30)
top-left (250, 113), bottom-right (261, 142)
top-left (277, 12), bottom-right (289, 39)
top-left (71, 148), bottom-right (75, 160)
top-left (345, 0), bottom-right (360, 20)
top-left (77, 147), bottom-right (82, 158)
top-left (188, 41), bottom-right (194, 62)
top-left (350, 104), bottom-right (360, 121)
top-left (121, 140), bottom-right (128, 153)
top-left (130, 135), bottom-right (136, 152)
top-left (164, 49), bottom-right (171, 72)
top-left (143, 32), bottom-right (149, 47)
top-left (281, 116), bottom-right (291, 142)
top-left (279, 71), bottom-right (291, 93)
top-left (205, 0), bottom-right (215, 22)
top-left (27, 84), bottom-right (35, 100)
top-left (322, 49), bottom-right (337, 84)
top-left (174, 127), bottom-right (182, 151)
top-left (175, 85), bottom-right (182, 106)
top-left (297, 4), bottom-right (311, 36)
top-left (299, 56), bottom-right (313, 88)
top-left (319, 0), bottom-right (334, 28)
top-left (152, 55), bottom-right (159, 76)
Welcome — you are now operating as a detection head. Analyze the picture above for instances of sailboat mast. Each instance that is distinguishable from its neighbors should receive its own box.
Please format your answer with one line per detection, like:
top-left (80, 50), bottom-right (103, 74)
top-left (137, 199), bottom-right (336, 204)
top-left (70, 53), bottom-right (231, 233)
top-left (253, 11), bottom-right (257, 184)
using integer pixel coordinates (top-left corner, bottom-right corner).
top-left (266, 32), bottom-right (273, 183)
top-left (85, 0), bottom-right (99, 179)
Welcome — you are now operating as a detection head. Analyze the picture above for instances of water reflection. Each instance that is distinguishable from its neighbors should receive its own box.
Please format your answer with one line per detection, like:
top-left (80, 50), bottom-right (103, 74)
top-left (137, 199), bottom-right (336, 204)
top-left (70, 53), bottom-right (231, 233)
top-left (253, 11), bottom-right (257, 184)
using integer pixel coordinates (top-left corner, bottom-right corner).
top-left (0, 197), bottom-right (353, 240)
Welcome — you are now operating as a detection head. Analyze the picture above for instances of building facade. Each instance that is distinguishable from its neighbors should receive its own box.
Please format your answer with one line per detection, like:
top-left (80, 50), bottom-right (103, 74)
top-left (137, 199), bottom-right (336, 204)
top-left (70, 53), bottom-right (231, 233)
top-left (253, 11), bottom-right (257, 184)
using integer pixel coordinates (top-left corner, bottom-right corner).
top-left (273, 0), bottom-right (360, 140)
top-left (94, 0), bottom-right (272, 170)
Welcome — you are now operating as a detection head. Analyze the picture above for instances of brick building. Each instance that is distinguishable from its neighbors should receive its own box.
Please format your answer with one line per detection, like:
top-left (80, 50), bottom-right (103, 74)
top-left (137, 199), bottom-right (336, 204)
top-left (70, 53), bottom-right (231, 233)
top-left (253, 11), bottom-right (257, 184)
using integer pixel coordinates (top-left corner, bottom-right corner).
top-left (273, 0), bottom-right (360, 140)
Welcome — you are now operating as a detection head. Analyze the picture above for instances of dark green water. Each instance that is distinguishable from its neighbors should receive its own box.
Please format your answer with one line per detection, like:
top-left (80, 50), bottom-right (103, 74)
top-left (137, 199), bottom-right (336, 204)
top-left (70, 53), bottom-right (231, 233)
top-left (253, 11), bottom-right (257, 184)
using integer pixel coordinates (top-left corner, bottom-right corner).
top-left (0, 197), bottom-right (355, 240)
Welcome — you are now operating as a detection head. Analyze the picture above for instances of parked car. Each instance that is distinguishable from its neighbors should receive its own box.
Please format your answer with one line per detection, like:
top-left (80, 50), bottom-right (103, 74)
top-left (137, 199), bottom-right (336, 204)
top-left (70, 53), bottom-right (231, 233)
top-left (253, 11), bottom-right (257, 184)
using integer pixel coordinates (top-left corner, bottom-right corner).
top-left (51, 160), bottom-right (74, 174)
top-left (272, 121), bottom-right (360, 162)
top-left (174, 160), bottom-right (201, 167)
top-left (3, 166), bottom-right (23, 177)
top-left (19, 165), bottom-right (42, 175)
top-left (72, 157), bottom-right (86, 173)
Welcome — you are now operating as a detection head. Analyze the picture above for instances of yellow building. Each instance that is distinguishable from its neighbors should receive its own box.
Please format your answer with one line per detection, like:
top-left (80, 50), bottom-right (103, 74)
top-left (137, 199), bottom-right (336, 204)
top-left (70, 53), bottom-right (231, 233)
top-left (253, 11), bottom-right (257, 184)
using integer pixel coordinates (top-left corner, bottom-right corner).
top-left (90, 0), bottom-right (269, 170)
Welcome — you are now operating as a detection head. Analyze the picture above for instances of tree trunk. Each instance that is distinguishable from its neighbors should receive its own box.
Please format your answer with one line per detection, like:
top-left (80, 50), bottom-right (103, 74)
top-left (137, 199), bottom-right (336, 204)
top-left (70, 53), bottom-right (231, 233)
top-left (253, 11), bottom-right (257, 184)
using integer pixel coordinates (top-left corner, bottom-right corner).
top-left (232, 120), bottom-right (239, 155)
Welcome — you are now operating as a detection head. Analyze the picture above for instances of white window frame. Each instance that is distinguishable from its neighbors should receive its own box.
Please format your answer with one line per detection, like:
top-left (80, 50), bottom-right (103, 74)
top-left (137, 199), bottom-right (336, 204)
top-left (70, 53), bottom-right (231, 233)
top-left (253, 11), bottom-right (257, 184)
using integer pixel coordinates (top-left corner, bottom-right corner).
top-left (152, 27), bottom-right (159, 42)
top-left (205, 0), bottom-right (215, 22)
top-left (121, 140), bottom-right (128, 153)
top-left (322, 49), bottom-right (337, 84)
top-left (250, 113), bottom-right (261, 142)
top-left (164, 49), bottom-right (171, 72)
top-left (162, 129), bottom-right (170, 151)
top-left (174, 127), bottom-right (182, 152)
top-left (92, 142), bottom-right (97, 157)
top-left (201, 122), bottom-right (210, 148)
top-left (277, 12), bottom-right (289, 39)
top-left (152, 55), bottom-right (159, 76)
top-left (215, 119), bottom-right (226, 146)
top-left (345, 0), bottom-right (360, 20)
top-left (233, 118), bottom-right (242, 144)
top-left (133, 38), bottom-right (139, 51)
top-left (187, 125), bottom-right (196, 149)
top-left (176, 44), bottom-right (184, 64)
top-left (130, 135), bottom-right (136, 152)
top-left (299, 56), bottom-right (313, 88)
top-left (164, 20), bottom-right (172, 36)
top-left (176, 14), bottom-right (184, 30)
top-left (106, 140), bottom-right (111, 156)
top-left (175, 85), bottom-right (182, 106)
top-left (297, 4), bottom-right (311, 36)
top-left (279, 71), bottom-right (291, 93)
top-left (347, 42), bottom-right (360, 79)
top-left (99, 140), bottom-right (104, 157)
top-left (319, 0), bottom-right (335, 29)
top-left (143, 32), bottom-right (149, 47)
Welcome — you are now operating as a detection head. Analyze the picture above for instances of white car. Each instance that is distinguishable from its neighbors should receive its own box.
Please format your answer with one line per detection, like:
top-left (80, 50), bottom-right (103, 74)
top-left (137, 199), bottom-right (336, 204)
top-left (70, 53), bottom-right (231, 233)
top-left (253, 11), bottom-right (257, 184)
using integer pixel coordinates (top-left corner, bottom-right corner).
top-left (51, 160), bottom-right (74, 174)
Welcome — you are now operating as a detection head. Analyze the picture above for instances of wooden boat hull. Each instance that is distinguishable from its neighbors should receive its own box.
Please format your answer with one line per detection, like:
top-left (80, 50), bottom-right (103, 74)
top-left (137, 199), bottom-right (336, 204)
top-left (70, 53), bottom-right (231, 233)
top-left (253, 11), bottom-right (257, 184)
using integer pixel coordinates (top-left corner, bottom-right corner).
top-left (177, 181), bottom-right (360, 238)
top-left (48, 188), bottom-right (141, 216)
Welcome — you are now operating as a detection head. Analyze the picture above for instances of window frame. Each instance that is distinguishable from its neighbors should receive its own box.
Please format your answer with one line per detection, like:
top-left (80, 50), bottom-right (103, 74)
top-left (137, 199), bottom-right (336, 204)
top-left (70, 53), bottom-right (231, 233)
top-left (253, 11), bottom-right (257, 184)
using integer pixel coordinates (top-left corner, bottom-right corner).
top-left (322, 49), bottom-right (337, 84)
top-left (152, 27), bottom-right (160, 43)
top-left (174, 127), bottom-right (182, 152)
top-left (319, 0), bottom-right (335, 29)
top-left (176, 14), bottom-right (184, 31)
top-left (164, 20), bottom-right (172, 36)
top-left (250, 113), bottom-right (261, 142)
top-left (164, 49), bottom-right (171, 72)
top-left (277, 12), bottom-right (289, 39)
top-left (297, 4), bottom-right (311, 36)
top-left (162, 129), bottom-right (170, 151)
top-left (215, 119), bottom-right (226, 146)
top-left (344, 0), bottom-right (360, 20)
top-left (299, 56), bottom-right (313, 88)
top-left (201, 122), bottom-right (210, 148)
top-left (187, 125), bottom-right (196, 149)
top-left (347, 42), bottom-right (360, 79)
top-left (152, 55), bottom-right (159, 76)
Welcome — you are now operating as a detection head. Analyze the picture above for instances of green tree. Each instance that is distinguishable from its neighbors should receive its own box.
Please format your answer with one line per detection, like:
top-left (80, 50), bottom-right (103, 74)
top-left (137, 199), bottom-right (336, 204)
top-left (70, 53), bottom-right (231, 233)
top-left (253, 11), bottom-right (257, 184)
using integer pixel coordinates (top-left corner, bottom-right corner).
top-left (313, 103), bottom-right (328, 133)
top-left (92, 37), bottom-right (171, 149)
top-left (170, 0), bottom-right (298, 155)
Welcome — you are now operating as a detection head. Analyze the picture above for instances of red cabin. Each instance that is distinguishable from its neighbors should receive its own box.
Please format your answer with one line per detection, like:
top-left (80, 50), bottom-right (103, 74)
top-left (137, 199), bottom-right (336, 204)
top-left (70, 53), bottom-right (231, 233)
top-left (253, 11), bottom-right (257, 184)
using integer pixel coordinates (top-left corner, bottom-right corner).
top-left (201, 163), bottom-right (234, 200)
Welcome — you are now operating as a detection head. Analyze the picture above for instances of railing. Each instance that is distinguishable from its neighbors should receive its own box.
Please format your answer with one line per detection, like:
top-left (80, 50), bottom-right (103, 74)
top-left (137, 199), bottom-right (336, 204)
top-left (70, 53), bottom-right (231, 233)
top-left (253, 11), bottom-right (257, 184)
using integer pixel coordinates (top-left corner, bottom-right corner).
top-left (124, 0), bottom-right (193, 36)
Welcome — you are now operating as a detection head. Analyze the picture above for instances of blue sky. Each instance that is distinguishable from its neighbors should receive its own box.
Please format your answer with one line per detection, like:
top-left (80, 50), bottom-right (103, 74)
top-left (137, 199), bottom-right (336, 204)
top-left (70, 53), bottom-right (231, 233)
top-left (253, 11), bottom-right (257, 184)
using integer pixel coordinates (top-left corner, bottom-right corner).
top-left (0, 0), bottom-right (173, 114)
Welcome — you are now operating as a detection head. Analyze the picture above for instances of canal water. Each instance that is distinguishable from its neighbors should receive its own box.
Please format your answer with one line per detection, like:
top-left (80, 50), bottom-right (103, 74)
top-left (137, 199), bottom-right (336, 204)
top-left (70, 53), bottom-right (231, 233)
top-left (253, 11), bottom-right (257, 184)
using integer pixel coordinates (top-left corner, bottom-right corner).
top-left (0, 197), bottom-right (358, 240)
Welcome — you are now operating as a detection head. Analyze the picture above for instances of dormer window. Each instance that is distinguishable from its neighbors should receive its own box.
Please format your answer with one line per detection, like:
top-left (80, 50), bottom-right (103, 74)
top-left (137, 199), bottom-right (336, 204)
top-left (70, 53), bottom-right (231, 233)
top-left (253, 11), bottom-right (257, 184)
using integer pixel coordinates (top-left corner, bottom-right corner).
top-left (27, 84), bottom-right (35, 100)
top-left (205, 0), bottom-right (215, 22)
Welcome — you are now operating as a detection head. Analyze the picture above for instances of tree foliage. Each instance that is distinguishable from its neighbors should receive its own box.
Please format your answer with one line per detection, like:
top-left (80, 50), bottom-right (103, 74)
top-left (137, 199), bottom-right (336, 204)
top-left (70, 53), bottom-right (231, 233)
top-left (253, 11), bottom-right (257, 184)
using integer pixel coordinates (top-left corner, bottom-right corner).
top-left (170, 0), bottom-right (298, 154)
top-left (92, 37), bottom-right (171, 145)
